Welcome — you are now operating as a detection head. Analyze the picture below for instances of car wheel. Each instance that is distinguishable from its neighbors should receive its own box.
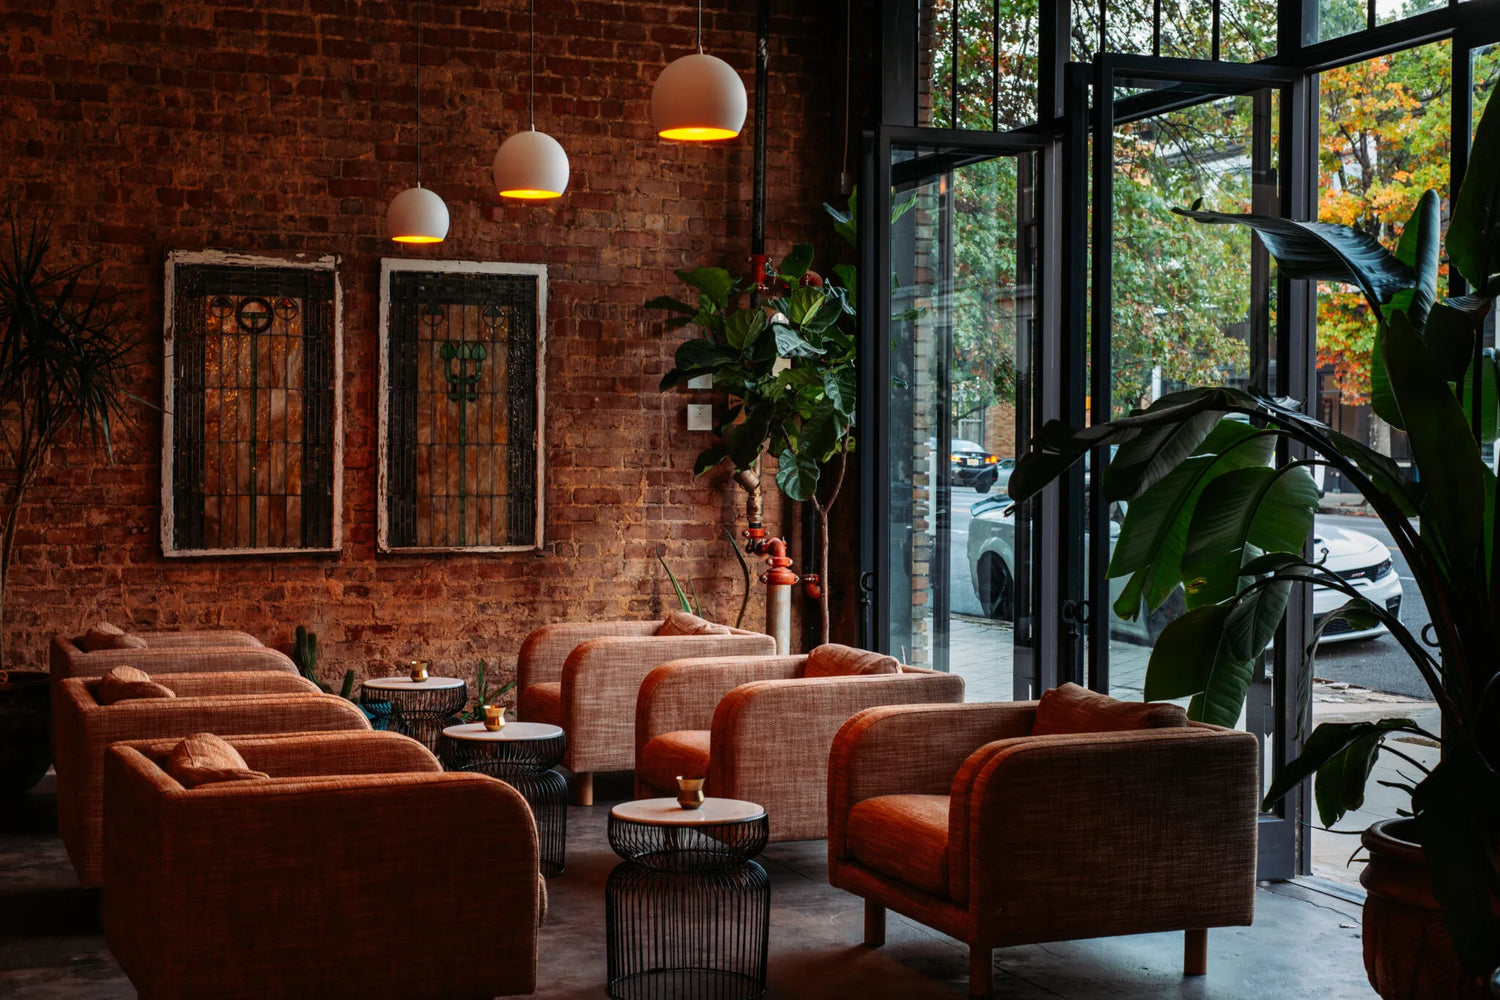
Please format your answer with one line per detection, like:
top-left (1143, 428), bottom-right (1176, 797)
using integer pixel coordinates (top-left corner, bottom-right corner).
top-left (1145, 587), bottom-right (1187, 643)
top-left (976, 554), bottom-right (1014, 622)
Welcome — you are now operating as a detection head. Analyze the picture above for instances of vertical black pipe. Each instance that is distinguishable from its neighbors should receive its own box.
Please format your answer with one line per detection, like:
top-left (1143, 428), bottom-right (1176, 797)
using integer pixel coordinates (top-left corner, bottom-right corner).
top-left (753, 0), bottom-right (769, 258)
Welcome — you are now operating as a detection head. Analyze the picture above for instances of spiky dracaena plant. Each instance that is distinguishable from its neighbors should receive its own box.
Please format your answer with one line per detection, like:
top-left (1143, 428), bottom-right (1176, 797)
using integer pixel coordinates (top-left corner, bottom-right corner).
top-left (0, 217), bottom-right (139, 662)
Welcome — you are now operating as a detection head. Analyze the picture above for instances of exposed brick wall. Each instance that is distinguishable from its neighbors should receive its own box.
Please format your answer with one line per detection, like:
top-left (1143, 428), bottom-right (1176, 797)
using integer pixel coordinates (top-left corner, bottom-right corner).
top-left (0, 0), bottom-right (866, 692)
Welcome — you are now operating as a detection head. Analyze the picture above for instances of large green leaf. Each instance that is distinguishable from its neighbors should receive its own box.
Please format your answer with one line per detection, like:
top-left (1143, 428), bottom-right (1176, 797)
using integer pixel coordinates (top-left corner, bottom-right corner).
top-left (1368, 324), bottom-right (1402, 430)
top-left (799, 408), bottom-right (847, 463)
top-left (1173, 206), bottom-right (1416, 312)
top-left (1424, 297), bottom-right (1486, 383)
top-left (724, 309), bottom-right (767, 352)
top-left (772, 322), bottom-right (826, 358)
top-left (1460, 350), bottom-right (1500, 445)
top-left (824, 191), bottom-right (858, 248)
top-left (822, 368), bottom-right (855, 416)
top-left (778, 244), bottom-right (814, 281)
top-left (1447, 89), bottom-right (1500, 294)
top-left (1103, 407), bottom-right (1223, 501)
top-left (801, 295), bottom-right (845, 336)
top-left (1108, 421), bottom-right (1273, 615)
top-left (728, 407), bottom-right (771, 470)
top-left (1180, 465), bottom-right (1320, 609)
top-left (693, 445), bottom-right (728, 476)
top-left (786, 286), bottom-right (827, 327)
top-left (644, 295), bottom-right (697, 316)
top-left (1263, 718), bottom-right (1419, 815)
top-left (1390, 190), bottom-right (1441, 331)
top-left (674, 338), bottom-right (738, 374)
top-left (1142, 584), bottom-right (1287, 728)
top-left (775, 447), bottom-right (820, 502)
top-left (674, 267), bottom-right (738, 310)
top-left (833, 264), bottom-right (857, 300)
top-left (1384, 308), bottom-right (1487, 566)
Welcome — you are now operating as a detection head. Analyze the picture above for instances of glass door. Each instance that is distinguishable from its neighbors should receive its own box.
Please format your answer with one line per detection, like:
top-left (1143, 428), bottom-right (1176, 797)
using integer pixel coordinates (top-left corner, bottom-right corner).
top-left (1077, 57), bottom-right (1309, 879)
top-left (869, 127), bottom-right (1049, 702)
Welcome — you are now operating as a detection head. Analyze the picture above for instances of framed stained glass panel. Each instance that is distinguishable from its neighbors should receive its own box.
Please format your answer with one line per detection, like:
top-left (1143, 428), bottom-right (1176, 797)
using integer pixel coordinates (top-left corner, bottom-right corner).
top-left (378, 259), bottom-right (545, 553)
top-left (161, 251), bottom-right (342, 556)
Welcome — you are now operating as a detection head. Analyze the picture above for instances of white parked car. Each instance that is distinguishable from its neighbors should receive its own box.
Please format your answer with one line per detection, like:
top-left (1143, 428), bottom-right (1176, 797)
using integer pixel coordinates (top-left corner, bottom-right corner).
top-left (966, 496), bottom-right (1403, 644)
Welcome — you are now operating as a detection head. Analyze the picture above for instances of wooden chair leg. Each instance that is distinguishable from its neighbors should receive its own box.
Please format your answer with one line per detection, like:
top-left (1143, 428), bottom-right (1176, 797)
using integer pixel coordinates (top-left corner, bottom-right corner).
top-left (863, 900), bottom-right (886, 947)
top-left (1184, 928), bottom-right (1208, 976)
top-left (570, 771), bottom-right (593, 806)
top-left (968, 943), bottom-right (993, 997)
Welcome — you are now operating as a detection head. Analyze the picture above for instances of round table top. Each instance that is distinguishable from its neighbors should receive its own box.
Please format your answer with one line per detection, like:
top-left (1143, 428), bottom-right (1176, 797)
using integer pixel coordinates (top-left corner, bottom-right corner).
top-left (442, 721), bottom-right (563, 742)
top-left (611, 797), bottom-right (766, 827)
top-left (363, 675), bottom-right (465, 692)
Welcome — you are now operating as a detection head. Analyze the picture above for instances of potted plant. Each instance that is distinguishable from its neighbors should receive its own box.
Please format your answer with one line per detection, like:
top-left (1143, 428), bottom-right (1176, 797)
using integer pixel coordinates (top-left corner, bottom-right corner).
top-left (1008, 91), bottom-right (1500, 997)
top-left (651, 198), bottom-right (858, 643)
top-left (0, 216), bottom-right (138, 796)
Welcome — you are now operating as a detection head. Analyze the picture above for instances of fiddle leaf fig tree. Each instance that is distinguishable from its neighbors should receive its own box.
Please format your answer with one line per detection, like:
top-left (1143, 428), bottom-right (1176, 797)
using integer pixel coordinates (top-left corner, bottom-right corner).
top-left (1008, 88), bottom-right (1500, 981)
top-left (0, 216), bottom-right (139, 663)
top-left (651, 198), bottom-right (858, 643)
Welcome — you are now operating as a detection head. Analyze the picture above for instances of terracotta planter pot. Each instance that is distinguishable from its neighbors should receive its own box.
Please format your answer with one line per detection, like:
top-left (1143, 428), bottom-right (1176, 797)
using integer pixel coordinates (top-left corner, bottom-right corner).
top-left (0, 669), bottom-right (51, 798)
top-left (1360, 818), bottom-right (1492, 1000)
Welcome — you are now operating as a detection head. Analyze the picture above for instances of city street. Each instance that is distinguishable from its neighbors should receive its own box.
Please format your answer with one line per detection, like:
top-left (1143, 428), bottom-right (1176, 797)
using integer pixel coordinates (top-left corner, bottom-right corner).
top-left (940, 491), bottom-right (1430, 700)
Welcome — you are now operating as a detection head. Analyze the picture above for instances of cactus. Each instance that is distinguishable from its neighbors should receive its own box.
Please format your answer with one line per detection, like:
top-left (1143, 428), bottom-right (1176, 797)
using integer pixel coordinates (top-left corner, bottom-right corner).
top-left (294, 625), bottom-right (322, 688)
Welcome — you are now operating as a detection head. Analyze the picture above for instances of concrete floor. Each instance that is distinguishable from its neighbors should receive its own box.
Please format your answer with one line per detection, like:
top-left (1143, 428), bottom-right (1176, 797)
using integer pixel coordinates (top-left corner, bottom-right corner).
top-left (1, 771), bottom-right (1380, 999)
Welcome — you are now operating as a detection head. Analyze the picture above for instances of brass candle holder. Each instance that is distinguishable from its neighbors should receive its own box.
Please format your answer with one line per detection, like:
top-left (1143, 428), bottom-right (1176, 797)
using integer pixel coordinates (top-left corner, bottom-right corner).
top-left (409, 660), bottom-right (429, 683)
top-left (676, 775), bottom-right (705, 810)
top-left (483, 704), bottom-right (506, 732)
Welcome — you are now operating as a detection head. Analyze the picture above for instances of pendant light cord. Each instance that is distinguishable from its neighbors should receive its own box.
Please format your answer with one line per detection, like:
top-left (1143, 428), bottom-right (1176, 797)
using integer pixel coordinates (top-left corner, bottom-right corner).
top-left (416, 0), bottom-right (423, 185)
top-left (697, 0), bottom-right (703, 53)
top-left (529, 0), bottom-right (536, 130)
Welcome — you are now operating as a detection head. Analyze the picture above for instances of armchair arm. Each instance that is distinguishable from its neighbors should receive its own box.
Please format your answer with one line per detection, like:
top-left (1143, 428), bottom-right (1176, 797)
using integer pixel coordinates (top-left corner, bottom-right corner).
top-left (517, 620), bottom-right (661, 689)
top-left (85, 693), bottom-right (371, 745)
top-left (118, 730), bottom-right (441, 779)
top-left (561, 632), bottom-right (778, 771)
top-left (103, 751), bottom-right (539, 999)
top-left (710, 672), bottom-right (966, 842)
top-left (960, 725), bottom-right (1259, 942)
top-left (159, 672), bottom-right (321, 698)
top-left (636, 655), bottom-right (806, 754)
top-left (828, 702), bottom-right (1036, 860)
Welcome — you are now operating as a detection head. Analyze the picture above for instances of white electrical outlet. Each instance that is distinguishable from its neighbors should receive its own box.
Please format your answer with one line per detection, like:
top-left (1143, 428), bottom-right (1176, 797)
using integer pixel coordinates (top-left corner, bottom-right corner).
top-left (687, 374), bottom-right (713, 390)
top-left (687, 404), bottom-right (713, 432)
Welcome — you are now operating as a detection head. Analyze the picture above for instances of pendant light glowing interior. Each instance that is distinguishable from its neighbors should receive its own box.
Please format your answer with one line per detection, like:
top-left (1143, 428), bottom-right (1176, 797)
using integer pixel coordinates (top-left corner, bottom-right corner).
top-left (653, 51), bottom-right (747, 141)
top-left (388, 0), bottom-right (448, 242)
top-left (652, 2), bottom-right (746, 141)
top-left (494, 0), bottom-right (569, 201)
top-left (494, 129), bottom-right (570, 200)
top-left (387, 185), bottom-right (450, 243)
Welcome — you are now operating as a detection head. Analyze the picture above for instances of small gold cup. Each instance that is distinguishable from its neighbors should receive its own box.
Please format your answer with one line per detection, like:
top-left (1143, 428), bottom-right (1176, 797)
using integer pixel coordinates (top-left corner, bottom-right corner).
top-left (483, 704), bottom-right (505, 732)
top-left (676, 775), bottom-right (706, 810)
top-left (410, 660), bottom-right (429, 683)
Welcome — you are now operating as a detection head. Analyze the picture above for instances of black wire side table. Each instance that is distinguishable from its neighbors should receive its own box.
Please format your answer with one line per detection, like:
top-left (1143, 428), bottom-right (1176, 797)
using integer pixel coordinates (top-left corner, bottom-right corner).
top-left (439, 721), bottom-right (569, 877)
top-left (359, 676), bottom-right (467, 755)
top-left (606, 797), bottom-right (770, 1000)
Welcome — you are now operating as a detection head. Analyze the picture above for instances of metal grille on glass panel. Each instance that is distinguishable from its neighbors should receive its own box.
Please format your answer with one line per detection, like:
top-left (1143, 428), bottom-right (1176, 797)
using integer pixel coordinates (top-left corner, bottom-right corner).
top-left (385, 269), bottom-right (539, 550)
top-left (168, 263), bottom-right (337, 553)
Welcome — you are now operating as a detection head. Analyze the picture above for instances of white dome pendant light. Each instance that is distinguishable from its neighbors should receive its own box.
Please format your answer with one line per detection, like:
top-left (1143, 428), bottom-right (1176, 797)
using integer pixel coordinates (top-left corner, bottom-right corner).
top-left (652, 0), bottom-right (747, 141)
top-left (388, 0), bottom-right (449, 243)
top-left (492, 0), bottom-right (569, 201)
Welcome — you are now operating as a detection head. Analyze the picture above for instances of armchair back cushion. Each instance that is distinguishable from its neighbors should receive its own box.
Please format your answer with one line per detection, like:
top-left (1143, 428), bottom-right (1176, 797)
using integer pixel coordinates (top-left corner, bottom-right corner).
top-left (166, 733), bottom-right (270, 787)
top-left (96, 667), bottom-right (177, 705)
top-left (657, 611), bottom-right (732, 636)
top-left (803, 644), bottom-right (900, 678)
top-left (1030, 682), bottom-right (1187, 736)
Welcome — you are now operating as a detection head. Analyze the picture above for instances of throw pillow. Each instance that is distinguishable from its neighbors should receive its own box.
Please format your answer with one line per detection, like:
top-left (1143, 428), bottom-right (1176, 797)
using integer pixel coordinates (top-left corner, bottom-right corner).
top-left (657, 611), bottom-right (732, 636)
top-left (1031, 682), bottom-right (1187, 736)
top-left (166, 733), bottom-right (270, 788)
top-left (803, 644), bottom-right (901, 678)
top-left (96, 666), bottom-right (178, 705)
top-left (80, 622), bottom-right (149, 651)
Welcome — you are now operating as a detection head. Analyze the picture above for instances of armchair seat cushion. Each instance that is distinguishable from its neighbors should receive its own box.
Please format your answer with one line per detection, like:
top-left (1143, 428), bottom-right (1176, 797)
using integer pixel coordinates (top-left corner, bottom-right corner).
top-left (520, 682), bottom-right (563, 728)
top-left (639, 730), bottom-right (712, 792)
top-left (846, 794), bottom-right (951, 898)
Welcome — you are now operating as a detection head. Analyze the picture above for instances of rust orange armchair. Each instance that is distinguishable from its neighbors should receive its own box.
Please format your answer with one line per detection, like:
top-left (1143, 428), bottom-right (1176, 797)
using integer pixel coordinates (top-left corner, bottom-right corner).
top-left (516, 612), bottom-right (775, 803)
top-left (103, 730), bottom-right (541, 1000)
top-left (635, 644), bottom-right (965, 842)
top-left (826, 688), bottom-right (1260, 997)
top-left (54, 670), bottom-right (368, 886)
